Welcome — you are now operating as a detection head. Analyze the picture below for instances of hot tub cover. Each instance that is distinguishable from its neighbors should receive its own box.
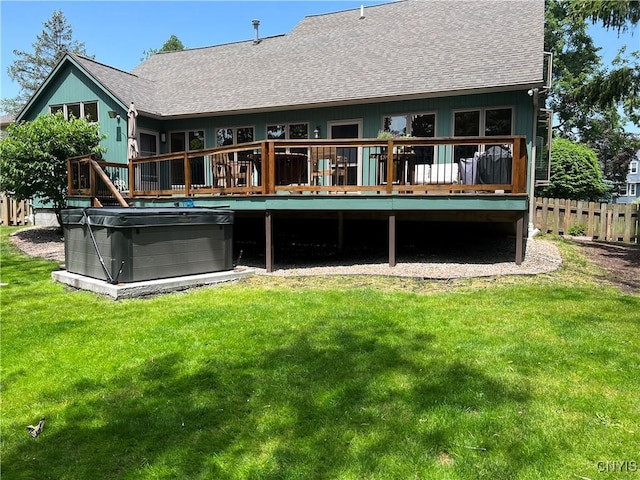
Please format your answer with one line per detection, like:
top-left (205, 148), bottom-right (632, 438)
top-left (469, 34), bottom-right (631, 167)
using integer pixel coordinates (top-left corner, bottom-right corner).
top-left (62, 208), bottom-right (234, 228)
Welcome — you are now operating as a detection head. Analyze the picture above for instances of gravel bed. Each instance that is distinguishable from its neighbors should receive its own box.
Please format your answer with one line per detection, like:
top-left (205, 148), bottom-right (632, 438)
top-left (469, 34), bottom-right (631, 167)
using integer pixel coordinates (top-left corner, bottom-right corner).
top-left (252, 239), bottom-right (562, 278)
top-left (10, 227), bottom-right (562, 279)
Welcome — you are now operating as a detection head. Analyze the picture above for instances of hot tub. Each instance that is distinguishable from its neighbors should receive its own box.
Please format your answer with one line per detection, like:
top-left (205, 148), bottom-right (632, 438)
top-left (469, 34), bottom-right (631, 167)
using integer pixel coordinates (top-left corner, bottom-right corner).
top-left (61, 208), bottom-right (234, 283)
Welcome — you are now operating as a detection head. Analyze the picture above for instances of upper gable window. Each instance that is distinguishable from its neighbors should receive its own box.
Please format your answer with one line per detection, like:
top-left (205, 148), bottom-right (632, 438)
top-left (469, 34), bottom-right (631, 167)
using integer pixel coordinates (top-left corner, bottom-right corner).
top-left (50, 101), bottom-right (99, 121)
top-left (630, 161), bottom-right (638, 175)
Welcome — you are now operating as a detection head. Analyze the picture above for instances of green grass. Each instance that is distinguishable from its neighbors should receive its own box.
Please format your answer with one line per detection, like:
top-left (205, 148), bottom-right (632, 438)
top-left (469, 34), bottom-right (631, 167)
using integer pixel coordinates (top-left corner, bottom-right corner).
top-left (1, 227), bottom-right (639, 479)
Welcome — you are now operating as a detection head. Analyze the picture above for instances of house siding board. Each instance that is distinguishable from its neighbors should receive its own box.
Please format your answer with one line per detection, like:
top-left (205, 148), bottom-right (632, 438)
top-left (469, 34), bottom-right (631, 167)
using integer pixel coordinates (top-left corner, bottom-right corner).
top-left (20, 63), bottom-right (129, 164)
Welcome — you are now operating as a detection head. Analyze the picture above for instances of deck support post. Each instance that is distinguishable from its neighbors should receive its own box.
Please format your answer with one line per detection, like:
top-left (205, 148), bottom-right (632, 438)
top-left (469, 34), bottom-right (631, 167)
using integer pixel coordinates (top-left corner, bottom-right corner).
top-left (515, 212), bottom-right (524, 265)
top-left (265, 210), bottom-right (274, 273)
top-left (389, 213), bottom-right (396, 267)
top-left (337, 212), bottom-right (344, 253)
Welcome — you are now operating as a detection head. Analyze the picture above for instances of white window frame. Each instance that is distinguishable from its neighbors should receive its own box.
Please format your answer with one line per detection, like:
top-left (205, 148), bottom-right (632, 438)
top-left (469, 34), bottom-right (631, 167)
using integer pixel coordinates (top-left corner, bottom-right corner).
top-left (451, 106), bottom-right (514, 162)
top-left (628, 183), bottom-right (637, 197)
top-left (266, 122), bottom-right (309, 141)
top-left (629, 161), bottom-right (638, 175)
top-left (380, 111), bottom-right (437, 138)
top-left (452, 106), bottom-right (515, 138)
top-left (49, 101), bottom-right (99, 121)
top-left (216, 126), bottom-right (255, 146)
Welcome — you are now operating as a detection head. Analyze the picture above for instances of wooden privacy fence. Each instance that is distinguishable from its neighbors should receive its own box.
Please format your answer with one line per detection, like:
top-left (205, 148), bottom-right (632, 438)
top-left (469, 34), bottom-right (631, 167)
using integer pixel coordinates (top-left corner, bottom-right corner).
top-left (1, 194), bottom-right (32, 226)
top-left (535, 197), bottom-right (638, 244)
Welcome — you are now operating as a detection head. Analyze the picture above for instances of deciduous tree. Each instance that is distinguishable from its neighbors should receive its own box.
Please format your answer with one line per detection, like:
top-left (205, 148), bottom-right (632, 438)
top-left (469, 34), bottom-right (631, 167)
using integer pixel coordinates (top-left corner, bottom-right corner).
top-left (0, 113), bottom-right (105, 225)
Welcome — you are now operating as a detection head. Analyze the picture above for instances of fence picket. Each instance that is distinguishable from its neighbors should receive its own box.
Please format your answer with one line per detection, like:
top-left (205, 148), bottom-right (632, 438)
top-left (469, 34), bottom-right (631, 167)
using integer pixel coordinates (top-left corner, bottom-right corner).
top-left (0, 194), bottom-right (33, 226)
top-left (535, 197), bottom-right (638, 244)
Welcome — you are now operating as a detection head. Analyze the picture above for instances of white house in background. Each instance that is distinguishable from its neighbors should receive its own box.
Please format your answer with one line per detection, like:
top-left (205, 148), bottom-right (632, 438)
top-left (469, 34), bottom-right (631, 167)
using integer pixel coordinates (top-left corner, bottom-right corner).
top-left (617, 150), bottom-right (640, 204)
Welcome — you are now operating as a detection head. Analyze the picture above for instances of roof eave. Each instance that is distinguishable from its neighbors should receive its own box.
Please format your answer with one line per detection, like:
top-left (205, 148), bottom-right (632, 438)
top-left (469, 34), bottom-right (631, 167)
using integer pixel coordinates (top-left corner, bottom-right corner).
top-left (150, 82), bottom-right (544, 120)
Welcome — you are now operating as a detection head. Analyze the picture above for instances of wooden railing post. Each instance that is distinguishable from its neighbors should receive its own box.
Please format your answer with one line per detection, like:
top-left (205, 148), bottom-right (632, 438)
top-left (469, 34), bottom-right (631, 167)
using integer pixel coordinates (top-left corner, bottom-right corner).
top-left (89, 156), bottom-right (97, 199)
top-left (512, 137), bottom-right (527, 193)
top-left (184, 152), bottom-right (191, 197)
top-left (261, 141), bottom-right (269, 195)
top-left (67, 159), bottom-right (74, 195)
top-left (128, 158), bottom-right (136, 198)
top-left (267, 141), bottom-right (276, 195)
top-left (387, 139), bottom-right (394, 194)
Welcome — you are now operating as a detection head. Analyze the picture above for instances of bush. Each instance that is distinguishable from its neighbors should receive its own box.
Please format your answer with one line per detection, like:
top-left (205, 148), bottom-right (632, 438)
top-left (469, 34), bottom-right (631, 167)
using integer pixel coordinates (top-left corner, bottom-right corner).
top-left (537, 138), bottom-right (609, 201)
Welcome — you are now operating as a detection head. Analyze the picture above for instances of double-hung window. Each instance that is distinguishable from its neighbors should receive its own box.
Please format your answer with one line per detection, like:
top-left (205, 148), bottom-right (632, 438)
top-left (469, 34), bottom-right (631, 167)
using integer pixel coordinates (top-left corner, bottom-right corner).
top-left (217, 126), bottom-right (255, 161)
top-left (629, 161), bottom-right (638, 175)
top-left (453, 107), bottom-right (513, 162)
top-left (381, 113), bottom-right (436, 164)
top-left (267, 123), bottom-right (309, 154)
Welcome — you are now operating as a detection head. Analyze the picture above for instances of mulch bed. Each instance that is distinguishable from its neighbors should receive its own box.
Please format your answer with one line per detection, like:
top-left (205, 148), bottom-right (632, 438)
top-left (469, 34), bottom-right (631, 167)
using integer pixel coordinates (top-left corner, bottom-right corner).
top-left (569, 238), bottom-right (640, 293)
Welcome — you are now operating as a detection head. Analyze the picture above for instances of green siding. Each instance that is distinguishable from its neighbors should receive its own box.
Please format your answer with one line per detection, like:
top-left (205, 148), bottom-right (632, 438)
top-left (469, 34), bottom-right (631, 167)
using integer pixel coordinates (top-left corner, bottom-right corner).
top-left (21, 63), bottom-right (128, 164)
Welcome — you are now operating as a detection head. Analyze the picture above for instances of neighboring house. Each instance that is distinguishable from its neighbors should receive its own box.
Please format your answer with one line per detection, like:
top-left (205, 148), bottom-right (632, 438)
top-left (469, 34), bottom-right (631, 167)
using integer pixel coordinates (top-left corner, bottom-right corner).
top-left (616, 150), bottom-right (640, 204)
top-left (16, 0), bottom-right (548, 269)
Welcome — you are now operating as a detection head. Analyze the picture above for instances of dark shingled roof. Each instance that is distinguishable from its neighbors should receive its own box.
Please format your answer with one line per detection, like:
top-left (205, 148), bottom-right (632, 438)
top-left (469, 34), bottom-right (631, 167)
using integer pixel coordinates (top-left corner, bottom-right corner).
top-left (71, 0), bottom-right (546, 117)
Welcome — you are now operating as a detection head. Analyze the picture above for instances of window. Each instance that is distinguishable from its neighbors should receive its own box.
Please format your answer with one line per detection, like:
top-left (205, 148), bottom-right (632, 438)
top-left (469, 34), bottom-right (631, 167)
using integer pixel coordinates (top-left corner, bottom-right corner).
top-left (630, 161), bottom-right (638, 175)
top-left (382, 113), bottom-right (436, 164)
top-left (627, 183), bottom-right (637, 197)
top-left (453, 107), bottom-right (513, 161)
top-left (139, 132), bottom-right (158, 157)
top-left (217, 126), bottom-right (255, 161)
top-left (267, 123), bottom-right (308, 154)
top-left (170, 130), bottom-right (205, 186)
top-left (49, 101), bottom-right (99, 121)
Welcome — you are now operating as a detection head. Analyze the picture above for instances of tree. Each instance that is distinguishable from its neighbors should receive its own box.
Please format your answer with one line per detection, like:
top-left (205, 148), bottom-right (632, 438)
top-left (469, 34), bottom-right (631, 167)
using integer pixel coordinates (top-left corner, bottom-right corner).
top-left (537, 138), bottom-right (609, 201)
top-left (569, 1), bottom-right (640, 127)
top-left (142, 34), bottom-right (186, 60)
top-left (0, 113), bottom-right (105, 225)
top-left (544, 0), bottom-right (603, 140)
top-left (1, 10), bottom-right (91, 116)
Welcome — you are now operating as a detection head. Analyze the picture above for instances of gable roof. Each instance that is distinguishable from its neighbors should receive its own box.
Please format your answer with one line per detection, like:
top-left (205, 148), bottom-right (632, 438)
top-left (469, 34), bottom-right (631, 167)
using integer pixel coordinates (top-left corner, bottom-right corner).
top-left (22, 0), bottom-right (545, 120)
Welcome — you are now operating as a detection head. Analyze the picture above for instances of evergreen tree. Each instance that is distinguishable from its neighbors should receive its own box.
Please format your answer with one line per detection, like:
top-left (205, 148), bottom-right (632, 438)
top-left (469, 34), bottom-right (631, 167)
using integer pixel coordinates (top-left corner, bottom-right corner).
top-left (1, 10), bottom-right (91, 115)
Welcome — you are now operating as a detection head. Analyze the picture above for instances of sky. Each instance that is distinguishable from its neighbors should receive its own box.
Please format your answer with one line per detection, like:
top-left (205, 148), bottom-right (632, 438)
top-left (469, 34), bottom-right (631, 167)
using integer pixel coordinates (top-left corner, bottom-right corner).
top-left (1, 1), bottom-right (639, 123)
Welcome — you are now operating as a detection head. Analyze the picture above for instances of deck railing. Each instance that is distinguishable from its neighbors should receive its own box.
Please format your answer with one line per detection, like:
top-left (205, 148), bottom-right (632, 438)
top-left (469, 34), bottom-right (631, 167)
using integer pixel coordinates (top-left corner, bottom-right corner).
top-left (67, 156), bottom-right (129, 207)
top-left (68, 136), bottom-right (528, 201)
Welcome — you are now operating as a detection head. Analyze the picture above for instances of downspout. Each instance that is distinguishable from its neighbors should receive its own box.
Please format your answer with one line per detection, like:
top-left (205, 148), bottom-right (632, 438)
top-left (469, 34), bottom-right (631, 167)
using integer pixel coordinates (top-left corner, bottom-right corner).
top-left (528, 88), bottom-right (540, 239)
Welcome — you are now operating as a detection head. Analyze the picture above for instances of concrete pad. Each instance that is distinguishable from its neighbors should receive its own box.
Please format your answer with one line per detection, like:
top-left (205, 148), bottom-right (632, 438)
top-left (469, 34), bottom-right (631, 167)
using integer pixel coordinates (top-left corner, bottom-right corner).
top-left (51, 268), bottom-right (254, 300)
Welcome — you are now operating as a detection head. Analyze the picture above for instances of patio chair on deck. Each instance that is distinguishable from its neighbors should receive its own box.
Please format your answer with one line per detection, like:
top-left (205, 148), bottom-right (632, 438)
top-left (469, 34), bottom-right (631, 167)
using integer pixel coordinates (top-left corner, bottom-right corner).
top-left (211, 153), bottom-right (231, 188)
top-left (228, 159), bottom-right (254, 187)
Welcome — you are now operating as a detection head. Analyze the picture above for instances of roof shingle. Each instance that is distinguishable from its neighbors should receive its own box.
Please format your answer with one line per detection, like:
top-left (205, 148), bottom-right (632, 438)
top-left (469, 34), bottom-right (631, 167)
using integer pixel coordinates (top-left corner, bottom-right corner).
top-left (83, 0), bottom-right (546, 117)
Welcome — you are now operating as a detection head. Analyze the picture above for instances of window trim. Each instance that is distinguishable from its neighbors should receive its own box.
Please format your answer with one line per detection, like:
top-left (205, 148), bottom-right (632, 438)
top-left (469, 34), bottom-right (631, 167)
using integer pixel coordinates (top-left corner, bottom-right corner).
top-left (381, 112), bottom-right (437, 137)
top-left (451, 106), bottom-right (515, 138)
top-left (216, 125), bottom-right (255, 146)
top-left (49, 101), bottom-right (99, 121)
top-left (629, 161), bottom-right (638, 175)
top-left (266, 122), bottom-right (309, 140)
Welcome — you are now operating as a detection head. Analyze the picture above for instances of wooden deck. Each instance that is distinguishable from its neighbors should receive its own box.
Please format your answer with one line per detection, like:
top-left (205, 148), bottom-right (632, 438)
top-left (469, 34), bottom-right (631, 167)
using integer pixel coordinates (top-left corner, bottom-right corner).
top-left (67, 136), bottom-right (530, 271)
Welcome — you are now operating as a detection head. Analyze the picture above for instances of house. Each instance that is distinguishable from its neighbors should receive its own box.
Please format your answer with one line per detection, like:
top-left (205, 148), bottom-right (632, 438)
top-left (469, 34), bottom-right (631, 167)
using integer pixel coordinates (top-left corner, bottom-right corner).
top-left (616, 150), bottom-right (640, 204)
top-left (0, 113), bottom-right (15, 139)
top-left (16, 0), bottom-right (549, 270)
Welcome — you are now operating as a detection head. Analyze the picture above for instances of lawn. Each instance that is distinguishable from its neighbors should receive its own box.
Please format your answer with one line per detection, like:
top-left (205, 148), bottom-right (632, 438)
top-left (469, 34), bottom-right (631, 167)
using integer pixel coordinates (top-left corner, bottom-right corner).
top-left (1, 227), bottom-right (638, 479)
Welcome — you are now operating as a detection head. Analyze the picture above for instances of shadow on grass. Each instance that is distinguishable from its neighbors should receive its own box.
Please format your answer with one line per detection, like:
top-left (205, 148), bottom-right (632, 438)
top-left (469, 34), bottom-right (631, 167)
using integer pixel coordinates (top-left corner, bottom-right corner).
top-left (4, 325), bottom-right (532, 479)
